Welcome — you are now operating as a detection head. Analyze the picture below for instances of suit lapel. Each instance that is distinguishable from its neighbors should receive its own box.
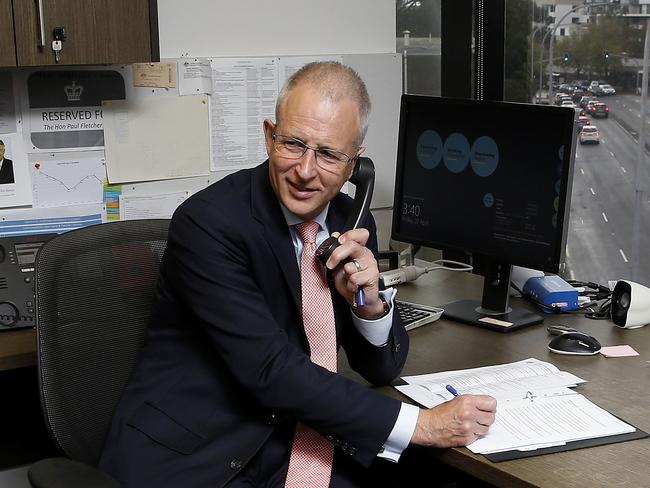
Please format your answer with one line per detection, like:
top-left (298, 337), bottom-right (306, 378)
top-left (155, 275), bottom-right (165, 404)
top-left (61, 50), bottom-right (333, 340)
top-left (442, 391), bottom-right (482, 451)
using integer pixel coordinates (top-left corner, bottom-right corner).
top-left (326, 195), bottom-right (348, 235)
top-left (250, 161), bottom-right (301, 310)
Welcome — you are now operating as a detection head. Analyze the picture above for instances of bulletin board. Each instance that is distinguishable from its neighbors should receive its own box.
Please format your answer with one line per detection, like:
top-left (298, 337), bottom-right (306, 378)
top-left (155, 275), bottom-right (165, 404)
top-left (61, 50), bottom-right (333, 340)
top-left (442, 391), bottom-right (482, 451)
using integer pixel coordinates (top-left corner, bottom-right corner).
top-left (0, 53), bottom-right (402, 237)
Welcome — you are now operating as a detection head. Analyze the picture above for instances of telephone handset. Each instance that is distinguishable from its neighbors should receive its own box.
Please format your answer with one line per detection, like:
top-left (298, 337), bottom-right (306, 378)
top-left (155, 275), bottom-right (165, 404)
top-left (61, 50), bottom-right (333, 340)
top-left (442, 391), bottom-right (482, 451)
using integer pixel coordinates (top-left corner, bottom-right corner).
top-left (315, 157), bottom-right (375, 306)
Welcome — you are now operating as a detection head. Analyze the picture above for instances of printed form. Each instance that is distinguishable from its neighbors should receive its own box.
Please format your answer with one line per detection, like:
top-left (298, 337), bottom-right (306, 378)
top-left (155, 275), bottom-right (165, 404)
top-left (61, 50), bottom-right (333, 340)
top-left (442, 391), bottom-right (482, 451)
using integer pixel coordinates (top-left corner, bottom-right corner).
top-left (397, 358), bottom-right (634, 454)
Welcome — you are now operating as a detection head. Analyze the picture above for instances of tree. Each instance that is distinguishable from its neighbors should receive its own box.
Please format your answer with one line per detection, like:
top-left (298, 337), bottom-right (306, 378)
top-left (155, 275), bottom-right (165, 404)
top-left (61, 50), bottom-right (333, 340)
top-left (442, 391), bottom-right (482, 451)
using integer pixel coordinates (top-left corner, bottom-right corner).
top-left (505, 0), bottom-right (532, 102)
top-left (396, 0), bottom-right (441, 37)
top-left (556, 16), bottom-right (631, 81)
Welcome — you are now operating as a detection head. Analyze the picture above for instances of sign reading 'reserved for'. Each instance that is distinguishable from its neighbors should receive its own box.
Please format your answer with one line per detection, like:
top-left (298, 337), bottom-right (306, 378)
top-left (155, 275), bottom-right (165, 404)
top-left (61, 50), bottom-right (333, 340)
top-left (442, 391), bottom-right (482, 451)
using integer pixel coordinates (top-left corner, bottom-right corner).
top-left (26, 70), bottom-right (126, 151)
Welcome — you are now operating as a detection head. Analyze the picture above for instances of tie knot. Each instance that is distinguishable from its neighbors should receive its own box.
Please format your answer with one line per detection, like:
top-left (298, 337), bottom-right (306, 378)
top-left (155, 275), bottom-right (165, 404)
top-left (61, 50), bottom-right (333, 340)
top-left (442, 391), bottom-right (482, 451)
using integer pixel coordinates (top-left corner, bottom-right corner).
top-left (296, 221), bottom-right (320, 245)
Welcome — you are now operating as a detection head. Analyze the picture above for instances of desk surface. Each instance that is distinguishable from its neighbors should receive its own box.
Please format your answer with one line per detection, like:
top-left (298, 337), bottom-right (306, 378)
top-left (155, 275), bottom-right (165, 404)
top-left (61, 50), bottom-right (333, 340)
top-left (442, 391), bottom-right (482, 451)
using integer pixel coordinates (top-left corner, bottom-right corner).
top-left (0, 328), bottom-right (36, 371)
top-left (381, 270), bottom-right (650, 488)
top-left (3, 270), bottom-right (649, 486)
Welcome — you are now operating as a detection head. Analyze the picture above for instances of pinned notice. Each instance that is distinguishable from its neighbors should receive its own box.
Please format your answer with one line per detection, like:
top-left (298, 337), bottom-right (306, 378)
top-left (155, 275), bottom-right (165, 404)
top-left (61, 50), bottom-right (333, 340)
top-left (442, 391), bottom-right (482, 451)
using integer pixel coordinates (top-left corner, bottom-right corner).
top-left (133, 62), bottom-right (177, 88)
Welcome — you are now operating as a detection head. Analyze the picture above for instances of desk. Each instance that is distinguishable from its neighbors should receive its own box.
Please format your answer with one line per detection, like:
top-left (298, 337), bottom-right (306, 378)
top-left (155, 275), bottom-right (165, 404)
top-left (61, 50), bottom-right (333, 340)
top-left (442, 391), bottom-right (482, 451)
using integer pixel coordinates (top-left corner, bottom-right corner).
top-left (385, 270), bottom-right (650, 488)
top-left (0, 328), bottom-right (36, 371)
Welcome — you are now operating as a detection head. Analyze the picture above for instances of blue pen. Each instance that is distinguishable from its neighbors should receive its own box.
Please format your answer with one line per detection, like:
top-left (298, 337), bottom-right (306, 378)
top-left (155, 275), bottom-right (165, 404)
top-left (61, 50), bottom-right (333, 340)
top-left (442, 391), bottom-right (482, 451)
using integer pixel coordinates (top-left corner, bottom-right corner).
top-left (446, 384), bottom-right (459, 397)
top-left (354, 288), bottom-right (365, 307)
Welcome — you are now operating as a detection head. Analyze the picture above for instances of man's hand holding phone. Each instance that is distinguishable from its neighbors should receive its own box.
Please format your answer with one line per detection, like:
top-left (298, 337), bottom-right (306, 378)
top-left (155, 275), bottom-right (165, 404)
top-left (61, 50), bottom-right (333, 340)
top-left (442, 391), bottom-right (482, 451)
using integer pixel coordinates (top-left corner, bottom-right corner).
top-left (324, 229), bottom-right (385, 320)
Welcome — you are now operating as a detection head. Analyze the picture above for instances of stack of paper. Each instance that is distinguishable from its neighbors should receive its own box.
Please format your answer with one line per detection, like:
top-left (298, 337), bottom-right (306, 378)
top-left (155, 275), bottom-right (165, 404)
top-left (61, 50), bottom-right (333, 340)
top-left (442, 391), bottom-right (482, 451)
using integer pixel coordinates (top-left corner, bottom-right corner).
top-left (397, 358), bottom-right (635, 454)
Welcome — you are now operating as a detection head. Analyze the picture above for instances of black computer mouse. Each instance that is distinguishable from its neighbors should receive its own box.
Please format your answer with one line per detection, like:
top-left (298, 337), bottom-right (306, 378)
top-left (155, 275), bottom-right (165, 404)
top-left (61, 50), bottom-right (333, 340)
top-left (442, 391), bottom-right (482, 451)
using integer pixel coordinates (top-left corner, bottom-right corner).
top-left (548, 332), bottom-right (601, 356)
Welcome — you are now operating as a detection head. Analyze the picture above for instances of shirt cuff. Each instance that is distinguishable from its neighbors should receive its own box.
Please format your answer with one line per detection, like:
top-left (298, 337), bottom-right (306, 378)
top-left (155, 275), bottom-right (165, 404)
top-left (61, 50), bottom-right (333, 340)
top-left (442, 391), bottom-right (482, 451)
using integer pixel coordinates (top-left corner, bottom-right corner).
top-left (351, 287), bottom-right (397, 346)
top-left (377, 402), bottom-right (419, 462)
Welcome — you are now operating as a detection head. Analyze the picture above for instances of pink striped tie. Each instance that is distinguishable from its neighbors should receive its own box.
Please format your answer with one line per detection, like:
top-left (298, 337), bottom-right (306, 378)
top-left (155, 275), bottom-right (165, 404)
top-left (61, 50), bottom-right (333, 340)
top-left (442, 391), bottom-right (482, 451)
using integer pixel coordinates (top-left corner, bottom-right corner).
top-left (284, 221), bottom-right (337, 488)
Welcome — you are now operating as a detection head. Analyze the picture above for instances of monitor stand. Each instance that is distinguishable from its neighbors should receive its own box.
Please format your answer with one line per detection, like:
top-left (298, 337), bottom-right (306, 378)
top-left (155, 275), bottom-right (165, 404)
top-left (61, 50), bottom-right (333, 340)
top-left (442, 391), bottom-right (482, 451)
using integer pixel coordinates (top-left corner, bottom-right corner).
top-left (442, 261), bottom-right (544, 332)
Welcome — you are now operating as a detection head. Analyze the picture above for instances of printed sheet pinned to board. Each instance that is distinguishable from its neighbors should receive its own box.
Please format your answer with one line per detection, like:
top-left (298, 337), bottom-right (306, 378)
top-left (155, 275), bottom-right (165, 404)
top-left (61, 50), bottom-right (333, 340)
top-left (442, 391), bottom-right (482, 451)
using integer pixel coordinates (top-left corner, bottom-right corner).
top-left (103, 95), bottom-right (210, 184)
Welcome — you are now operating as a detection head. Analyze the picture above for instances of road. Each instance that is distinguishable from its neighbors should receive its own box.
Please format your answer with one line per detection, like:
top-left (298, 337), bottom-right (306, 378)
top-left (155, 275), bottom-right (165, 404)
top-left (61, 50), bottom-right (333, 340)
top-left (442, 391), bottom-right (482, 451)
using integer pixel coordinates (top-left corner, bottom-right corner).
top-left (564, 94), bottom-right (650, 286)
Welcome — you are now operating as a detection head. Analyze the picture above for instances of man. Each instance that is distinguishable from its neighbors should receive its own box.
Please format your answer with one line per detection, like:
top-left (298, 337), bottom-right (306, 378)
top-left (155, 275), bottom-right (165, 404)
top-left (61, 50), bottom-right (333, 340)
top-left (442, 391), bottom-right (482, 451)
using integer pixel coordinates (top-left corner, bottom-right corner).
top-left (99, 62), bottom-right (496, 487)
top-left (0, 140), bottom-right (15, 184)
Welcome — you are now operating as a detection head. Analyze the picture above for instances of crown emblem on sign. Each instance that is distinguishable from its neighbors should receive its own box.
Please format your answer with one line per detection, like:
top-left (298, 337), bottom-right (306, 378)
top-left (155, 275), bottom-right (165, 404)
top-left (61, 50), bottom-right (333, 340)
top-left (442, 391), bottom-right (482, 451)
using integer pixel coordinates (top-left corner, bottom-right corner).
top-left (64, 81), bottom-right (83, 101)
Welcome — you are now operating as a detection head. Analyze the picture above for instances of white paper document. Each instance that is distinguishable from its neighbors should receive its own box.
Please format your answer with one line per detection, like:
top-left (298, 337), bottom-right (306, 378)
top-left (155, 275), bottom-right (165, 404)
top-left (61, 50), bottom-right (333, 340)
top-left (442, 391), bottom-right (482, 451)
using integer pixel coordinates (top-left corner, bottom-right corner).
top-left (467, 394), bottom-right (634, 454)
top-left (120, 192), bottom-right (189, 220)
top-left (103, 96), bottom-right (210, 183)
top-left (209, 57), bottom-right (278, 170)
top-left (178, 58), bottom-right (213, 95)
top-left (30, 154), bottom-right (105, 207)
top-left (397, 358), bottom-right (635, 455)
top-left (400, 358), bottom-right (585, 406)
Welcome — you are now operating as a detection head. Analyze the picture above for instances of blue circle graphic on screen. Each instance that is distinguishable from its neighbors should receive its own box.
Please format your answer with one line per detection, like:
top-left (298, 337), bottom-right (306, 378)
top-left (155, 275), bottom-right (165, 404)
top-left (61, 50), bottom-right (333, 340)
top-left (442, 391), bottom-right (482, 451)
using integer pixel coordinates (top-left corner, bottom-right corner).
top-left (558, 145), bottom-right (564, 161)
top-left (443, 133), bottom-right (470, 173)
top-left (470, 136), bottom-right (499, 177)
top-left (416, 130), bottom-right (443, 169)
top-left (483, 193), bottom-right (495, 208)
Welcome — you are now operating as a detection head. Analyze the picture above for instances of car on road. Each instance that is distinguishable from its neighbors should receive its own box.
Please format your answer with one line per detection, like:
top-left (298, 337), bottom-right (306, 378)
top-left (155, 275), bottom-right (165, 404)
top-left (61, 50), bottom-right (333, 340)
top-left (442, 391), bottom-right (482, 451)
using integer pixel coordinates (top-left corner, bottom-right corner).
top-left (579, 125), bottom-right (600, 144)
top-left (572, 89), bottom-right (586, 103)
top-left (585, 100), bottom-right (599, 113)
top-left (555, 93), bottom-right (572, 106)
top-left (577, 115), bottom-right (590, 131)
top-left (579, 96), bottom-right (598, 109)
top-left (589, 85), bottom-right (605, 96)
top-left (574, 106), bottom-right (586, 117)
top-left (600, 84), bottom-right (616, 96)
top-left (589, 102), bottom-right (609, 118)
top-left (561, 99), bottom-right (576, 109)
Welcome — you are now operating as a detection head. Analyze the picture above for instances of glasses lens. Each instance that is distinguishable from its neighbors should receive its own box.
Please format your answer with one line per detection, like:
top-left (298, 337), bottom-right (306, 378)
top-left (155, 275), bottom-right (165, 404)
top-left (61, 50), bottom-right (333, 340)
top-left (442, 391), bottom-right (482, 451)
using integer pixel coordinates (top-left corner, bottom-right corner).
top-left (274, 136), bottom-right (306, 159)
top-left (274, 134), bottom-right (353, 170)
top-left (315, 149), bottom-right (348, 166)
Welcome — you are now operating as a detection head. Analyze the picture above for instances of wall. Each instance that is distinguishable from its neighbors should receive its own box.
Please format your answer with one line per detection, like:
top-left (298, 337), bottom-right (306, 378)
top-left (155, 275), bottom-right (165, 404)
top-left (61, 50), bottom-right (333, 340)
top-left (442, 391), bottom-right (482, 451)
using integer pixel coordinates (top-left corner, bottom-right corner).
top-left (155, 0), bottom-right (401, 208)
top-left (158, 0), bottom-right (396, 58)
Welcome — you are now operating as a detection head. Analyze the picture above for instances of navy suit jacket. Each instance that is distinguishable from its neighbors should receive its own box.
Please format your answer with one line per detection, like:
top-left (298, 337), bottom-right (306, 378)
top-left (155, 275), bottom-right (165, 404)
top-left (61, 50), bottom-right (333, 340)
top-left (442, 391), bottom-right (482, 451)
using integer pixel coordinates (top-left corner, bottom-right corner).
top-left (99, 161), bottom-right (409, 488)
top-left (0, 158), bottom-right (14, 184)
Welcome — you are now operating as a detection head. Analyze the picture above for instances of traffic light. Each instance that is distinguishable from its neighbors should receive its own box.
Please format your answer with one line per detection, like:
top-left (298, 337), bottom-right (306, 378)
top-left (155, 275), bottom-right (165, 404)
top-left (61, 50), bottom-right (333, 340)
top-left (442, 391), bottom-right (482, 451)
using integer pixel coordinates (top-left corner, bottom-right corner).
top-left (604, 51), bottom-right (609, 60)
top-left (563, 52), bottom-right (569, 62)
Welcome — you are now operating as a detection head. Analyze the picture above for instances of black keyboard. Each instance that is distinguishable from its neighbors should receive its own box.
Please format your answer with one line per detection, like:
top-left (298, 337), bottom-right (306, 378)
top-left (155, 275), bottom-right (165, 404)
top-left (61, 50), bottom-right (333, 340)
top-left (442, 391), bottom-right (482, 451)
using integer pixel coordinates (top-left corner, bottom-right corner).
top-left (395, 300), bottom-right (444, 331)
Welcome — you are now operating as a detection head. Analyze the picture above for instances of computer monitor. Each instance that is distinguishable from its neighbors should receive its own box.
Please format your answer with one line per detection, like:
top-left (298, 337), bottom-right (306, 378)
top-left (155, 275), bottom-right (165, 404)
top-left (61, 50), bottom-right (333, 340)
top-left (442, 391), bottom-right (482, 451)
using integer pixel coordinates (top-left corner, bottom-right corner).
top-left (391, 95), bottom-right (576, 331)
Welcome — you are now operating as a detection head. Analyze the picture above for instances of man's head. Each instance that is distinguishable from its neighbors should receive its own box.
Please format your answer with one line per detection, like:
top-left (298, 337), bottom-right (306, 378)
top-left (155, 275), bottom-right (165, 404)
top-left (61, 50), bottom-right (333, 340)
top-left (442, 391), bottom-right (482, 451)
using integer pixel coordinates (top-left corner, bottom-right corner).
top-left (264, 62), bottom-right (371, 221)
top-left (0, 140), bottom-right (5, 160)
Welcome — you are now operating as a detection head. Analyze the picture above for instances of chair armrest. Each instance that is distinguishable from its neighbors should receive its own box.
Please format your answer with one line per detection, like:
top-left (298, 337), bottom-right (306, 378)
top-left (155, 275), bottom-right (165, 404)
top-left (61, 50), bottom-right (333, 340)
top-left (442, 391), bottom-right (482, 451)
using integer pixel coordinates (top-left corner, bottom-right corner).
top-left (28, 457), bottom-right (120, 488)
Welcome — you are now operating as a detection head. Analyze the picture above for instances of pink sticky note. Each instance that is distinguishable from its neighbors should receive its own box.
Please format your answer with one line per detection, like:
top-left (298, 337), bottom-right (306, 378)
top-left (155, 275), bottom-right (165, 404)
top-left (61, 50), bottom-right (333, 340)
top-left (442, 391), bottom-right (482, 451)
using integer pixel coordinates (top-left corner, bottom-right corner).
top-left (600, 345), bottom-right (640, 358)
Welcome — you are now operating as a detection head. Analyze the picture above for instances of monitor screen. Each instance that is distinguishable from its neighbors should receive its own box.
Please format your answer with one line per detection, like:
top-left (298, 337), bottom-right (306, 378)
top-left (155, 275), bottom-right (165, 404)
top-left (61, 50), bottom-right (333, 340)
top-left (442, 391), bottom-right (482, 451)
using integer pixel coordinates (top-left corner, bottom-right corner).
top-left (392, 95), bottom-right (576, 331)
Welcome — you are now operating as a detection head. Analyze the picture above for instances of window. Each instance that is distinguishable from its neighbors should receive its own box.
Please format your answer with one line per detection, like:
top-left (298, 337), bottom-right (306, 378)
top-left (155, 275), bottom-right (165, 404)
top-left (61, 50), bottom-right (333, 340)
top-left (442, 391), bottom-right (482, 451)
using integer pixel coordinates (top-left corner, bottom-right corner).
top-left (396, 0), bottom-right (441, 96)
top-left (506, 0), bottom-right (649, 285)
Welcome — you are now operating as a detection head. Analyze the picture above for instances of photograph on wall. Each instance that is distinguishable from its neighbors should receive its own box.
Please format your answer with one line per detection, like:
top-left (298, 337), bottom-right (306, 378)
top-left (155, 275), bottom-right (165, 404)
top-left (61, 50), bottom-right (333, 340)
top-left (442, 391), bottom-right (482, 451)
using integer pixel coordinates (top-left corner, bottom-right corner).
top-left (23, 69), bottom-right (126, 152)
top-left (0, 134), bottom-right (33, 208)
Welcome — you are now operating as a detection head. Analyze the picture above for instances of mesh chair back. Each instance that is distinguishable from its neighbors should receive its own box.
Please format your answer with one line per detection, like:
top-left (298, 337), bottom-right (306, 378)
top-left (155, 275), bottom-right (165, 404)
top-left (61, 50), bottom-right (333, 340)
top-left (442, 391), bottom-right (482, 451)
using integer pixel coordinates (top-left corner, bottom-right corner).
top-left (35, 219), bottom-right (169, 466)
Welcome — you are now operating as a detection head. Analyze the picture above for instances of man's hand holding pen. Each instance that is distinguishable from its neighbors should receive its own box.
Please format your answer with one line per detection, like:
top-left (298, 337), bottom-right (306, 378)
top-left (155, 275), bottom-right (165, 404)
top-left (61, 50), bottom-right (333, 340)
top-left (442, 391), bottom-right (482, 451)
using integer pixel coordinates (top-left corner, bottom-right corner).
top-left (411, 388), bottom-right (497, 448)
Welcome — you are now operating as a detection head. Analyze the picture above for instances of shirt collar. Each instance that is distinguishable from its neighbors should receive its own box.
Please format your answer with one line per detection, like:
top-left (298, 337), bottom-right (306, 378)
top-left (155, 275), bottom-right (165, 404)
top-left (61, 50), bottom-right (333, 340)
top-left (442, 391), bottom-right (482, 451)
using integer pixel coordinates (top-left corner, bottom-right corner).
top-left (280, 203), bottom-right (329, 231)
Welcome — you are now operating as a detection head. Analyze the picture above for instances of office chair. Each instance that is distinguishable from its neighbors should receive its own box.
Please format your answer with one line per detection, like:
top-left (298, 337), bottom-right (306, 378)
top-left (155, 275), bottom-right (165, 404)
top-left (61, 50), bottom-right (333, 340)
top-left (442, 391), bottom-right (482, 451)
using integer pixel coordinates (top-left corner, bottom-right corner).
top-left (28, 219), bottom-right (170, 488)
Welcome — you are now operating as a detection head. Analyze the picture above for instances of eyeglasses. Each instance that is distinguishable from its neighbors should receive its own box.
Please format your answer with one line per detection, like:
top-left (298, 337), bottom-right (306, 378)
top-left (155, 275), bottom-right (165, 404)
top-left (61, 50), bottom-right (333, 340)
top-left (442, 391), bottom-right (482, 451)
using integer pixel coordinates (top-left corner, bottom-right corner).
top-left (272, 134), bottom-right (357, 171)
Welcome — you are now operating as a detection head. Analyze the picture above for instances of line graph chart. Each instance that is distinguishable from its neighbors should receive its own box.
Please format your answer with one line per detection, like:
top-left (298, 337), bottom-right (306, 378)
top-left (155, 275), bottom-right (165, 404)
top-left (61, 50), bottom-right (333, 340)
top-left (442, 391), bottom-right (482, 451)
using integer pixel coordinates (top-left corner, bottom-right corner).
top-left (31, 156), bottom-right (106, 207)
